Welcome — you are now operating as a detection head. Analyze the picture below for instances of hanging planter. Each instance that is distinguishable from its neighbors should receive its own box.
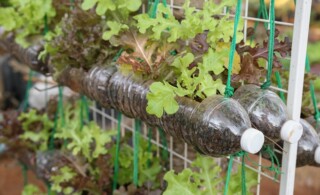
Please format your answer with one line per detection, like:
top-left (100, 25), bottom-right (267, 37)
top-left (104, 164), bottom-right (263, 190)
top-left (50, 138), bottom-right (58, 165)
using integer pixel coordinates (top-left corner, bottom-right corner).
top-left (0, 39), bottom-right (266, 156)
top-left (265, 119), bottom-right (320, 167)
top-left (81, 66), bottom-right (266, 157)
top-left (306, 116), bottom-right (320, 135)
top-left (1, 0), bottom-right (319, 194)
top-left (233, 84), bottom-right (288, 142)
top-left (296, 119), bottom-right (320, 167)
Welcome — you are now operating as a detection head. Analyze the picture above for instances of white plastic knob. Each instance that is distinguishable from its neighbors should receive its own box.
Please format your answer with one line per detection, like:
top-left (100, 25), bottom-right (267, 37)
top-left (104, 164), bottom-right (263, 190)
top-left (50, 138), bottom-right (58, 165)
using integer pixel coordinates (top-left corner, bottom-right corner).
top-left (280, 120), bottom-right (303, 143)
top-left (241, 128), bottom-right (265, 154)
top-left (314, 146), bottom-right (320, 164)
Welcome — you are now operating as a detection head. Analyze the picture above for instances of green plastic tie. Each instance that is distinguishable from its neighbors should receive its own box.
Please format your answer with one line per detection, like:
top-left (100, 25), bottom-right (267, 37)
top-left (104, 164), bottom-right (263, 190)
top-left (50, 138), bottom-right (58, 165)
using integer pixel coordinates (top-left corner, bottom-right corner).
top-left (275, 71), bottom-right (286, 102)
top-left (169, 50), bottom-right (177, 56)
top-left (158, 128), bottom-right (169, 161)
top-left (224, 155), bottom-right (234, 195)
top-left (49, 87), bottom-right (65, 150)
top-left (250, 0), bottom-right (268, 44)
top-left (149, 0), bottom-right (167, 19)
top-left (46, 182), bottom-right (51, 195)
top-left (43, 14), bottom-right (49, 36)
top-left (260, 0), bottom-right (269, 28)
top-left (261, 0), bottom-right (275, 89)
top-left (21, 70), bottom-right (33, 112)
top-left (310, 82), bottom-right (320, 121)
top-left (224, 0), bottom-right (242, 98)
top-left (147, 0), bottom-right (153, 12)
top-left (57, 87), bottom-right (67, 148)
top-left (305, 56), bottom-right (311, 73)
top-left (133, 119), bottom-right (141, 186)
top-left (262, 145), bottom-right (281, 179)
top-left (112, 48), bottom-right (124, 62)
top-left (250, 7), bottom-right (262, 44)
top-left (112, 112), bottom-right (122, 192)
top-left (20, 163), bottom-right (28, 186)
top-left (224, 151), bottom-right (247, 195)
top-left (305, 53), bottom-right (320, 122)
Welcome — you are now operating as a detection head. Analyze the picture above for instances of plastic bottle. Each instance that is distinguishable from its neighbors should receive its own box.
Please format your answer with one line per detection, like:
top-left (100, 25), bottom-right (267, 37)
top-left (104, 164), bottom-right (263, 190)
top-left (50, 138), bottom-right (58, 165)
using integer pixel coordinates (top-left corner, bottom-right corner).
top-left (233, 84), bottom-right (288, 142)
top-left (36, 150), bottom-right (65, 181)
top-left (270, 119), bottom-right (320, 167)
top-left (305, 116), bottom-right (320, 136)
top-left (296, 119), bottom-right (320, 167)
top-left (82, 66), bottom-right (265, 157)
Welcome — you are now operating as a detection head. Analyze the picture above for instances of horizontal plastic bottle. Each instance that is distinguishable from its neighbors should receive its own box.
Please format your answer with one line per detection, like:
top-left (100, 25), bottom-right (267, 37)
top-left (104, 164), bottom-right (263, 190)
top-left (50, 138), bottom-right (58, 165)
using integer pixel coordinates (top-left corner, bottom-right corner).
top-left (296, 119), bottom-right (320, 167)
top-left (36, 150), bottom-right (66, 182)
top-left (306, 116), bottom-right (320, 136)
top-left (82, 66), bottom-right (265, 157)
top-left (233, 84), bottom-right (288, 143)
top-left (270, 119), bottom-right (320, 167)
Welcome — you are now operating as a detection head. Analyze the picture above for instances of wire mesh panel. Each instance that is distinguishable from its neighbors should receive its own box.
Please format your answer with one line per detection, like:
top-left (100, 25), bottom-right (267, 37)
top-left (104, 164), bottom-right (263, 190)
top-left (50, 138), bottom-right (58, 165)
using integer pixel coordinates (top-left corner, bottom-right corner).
top-left (87, 0), bottom-right (312, 194)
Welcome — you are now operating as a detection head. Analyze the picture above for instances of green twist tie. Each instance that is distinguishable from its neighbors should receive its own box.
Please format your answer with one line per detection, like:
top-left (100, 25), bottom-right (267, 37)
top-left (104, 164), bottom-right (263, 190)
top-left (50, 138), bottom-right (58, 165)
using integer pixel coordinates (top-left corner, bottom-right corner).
top-left (224, 86), bottom-right (235, 98)
top-left (305, 55), bottom-right (320, 122)
top-left (20, 162), bottom-right (28, 186)
top-left (158, 128), bottom-right (169, 161)
top-left (250, 0), bottom-right (268, 44)
top-left (224, 0), bottom-right (242, 98)
top-left (262, 145), bottom-right (282, 179)
top-left (46, 182), bottom-right (51, 195)
top-left (275, 71), bottom-right (286, 102)
top-left (21, 70), bottom-right (33, 112)
top-left (310, 82), bottom-right (320, 122)
top-left (224, 151), bottom-right (247, 195)
top-left (112, 48), bottom-right (124, 62)
top-left (261, 0), bottom-right (275, 90)
top-left (112, 112), bottom-right (122, 192)
top-left (149, 0), bottom-right (167, 19)
top-left (169, 50), bottom-right (177, 56)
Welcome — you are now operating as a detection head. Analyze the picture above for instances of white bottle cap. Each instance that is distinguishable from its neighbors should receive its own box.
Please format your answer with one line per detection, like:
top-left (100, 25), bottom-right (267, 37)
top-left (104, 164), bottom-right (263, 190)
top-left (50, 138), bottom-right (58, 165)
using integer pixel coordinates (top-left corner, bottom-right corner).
top-left (314, 146), bottom-right (320, 164)
top-left (280, 120), bottom-right (303, 143)
top-left (241, 128), bottom-right (265, 154)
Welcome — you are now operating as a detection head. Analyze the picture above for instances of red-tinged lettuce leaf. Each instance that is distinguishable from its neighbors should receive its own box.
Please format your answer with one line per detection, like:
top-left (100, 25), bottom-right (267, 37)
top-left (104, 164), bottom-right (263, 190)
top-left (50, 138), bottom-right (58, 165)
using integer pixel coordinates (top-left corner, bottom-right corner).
top-left (115, 30), bottom-right (176, 78)
top-left (0, 110), bottom-right (23, 139)
top-left (48, 7), bottom-right (118, 75)
top-left (232, 53), bottom-right (266, 84)
top-left (189, 33), bottom-right (209, 55)
top-left (234, 28), bottom-right (291, 83)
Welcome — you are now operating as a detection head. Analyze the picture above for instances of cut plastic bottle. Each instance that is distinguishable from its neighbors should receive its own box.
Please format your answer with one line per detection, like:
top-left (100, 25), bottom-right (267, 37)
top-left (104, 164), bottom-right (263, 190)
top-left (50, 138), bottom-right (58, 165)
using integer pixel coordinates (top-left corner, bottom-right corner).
top-left (233, 84), bottom-right (288, 143)
top-left (82, 66), bottom-right (265, 157)
top-left (270, 119), bottom-right (320, 167)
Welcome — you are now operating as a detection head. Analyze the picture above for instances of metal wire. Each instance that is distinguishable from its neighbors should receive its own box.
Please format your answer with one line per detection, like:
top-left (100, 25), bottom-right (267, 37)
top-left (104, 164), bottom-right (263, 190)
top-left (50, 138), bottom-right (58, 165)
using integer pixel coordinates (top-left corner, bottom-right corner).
top-left (87, 1), bottom-right (296, 194)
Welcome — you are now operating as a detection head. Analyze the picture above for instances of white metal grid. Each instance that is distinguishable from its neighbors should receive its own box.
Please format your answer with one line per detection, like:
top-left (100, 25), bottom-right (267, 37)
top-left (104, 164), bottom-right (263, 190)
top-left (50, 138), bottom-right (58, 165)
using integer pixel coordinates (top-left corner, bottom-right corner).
top-left (86, 1), bottom-right (312, 194)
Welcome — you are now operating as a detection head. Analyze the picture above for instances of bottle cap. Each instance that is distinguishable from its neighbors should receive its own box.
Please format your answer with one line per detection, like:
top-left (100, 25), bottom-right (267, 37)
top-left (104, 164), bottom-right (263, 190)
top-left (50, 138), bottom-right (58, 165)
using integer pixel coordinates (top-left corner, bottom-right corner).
top-left (314, 146), bottom-right (320, 164)
top-left (241, 128), bottom-right (265, 154)
top-left (281, 120), bottom-right (303, 143)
